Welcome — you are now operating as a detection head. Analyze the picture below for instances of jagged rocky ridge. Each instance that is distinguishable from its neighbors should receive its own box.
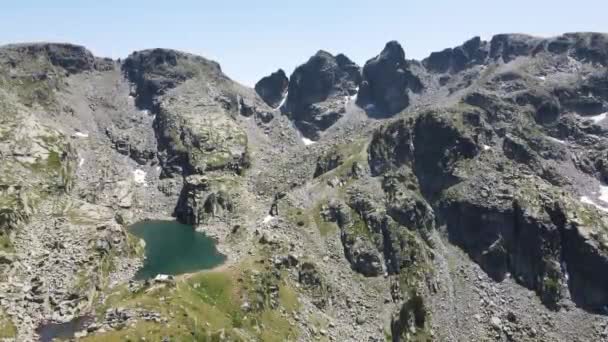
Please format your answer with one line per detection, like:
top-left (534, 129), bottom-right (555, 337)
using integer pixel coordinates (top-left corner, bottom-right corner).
top-left (0, 32), bottom-right (608, 341)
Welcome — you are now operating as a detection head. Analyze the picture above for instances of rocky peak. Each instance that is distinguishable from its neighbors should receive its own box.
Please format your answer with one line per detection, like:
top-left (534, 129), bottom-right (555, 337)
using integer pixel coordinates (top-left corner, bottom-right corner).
top-left (286, 50), bottom-right (360, 108)
top-left (489, 34), bottom-right (543, 62)
top-left (284, 50), bottom-right (361, 139)
top-left (544, 32), bottom-right (608, 65)
top-left (0, 43), bottom-right (99, 74)
top-left (357, 40), bottom-right (423, 116)
top-left (255, 68), bottom-right (289, 108)
top-left (423, 36), bottom-right (488, 73)
top-left (122, 48), bottom-right (225, 107)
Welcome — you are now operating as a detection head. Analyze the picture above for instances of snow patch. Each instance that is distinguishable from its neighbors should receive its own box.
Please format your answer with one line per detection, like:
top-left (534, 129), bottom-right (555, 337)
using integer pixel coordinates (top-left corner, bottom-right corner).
top-left (599, 184), bottom-right (608, 204)
top-left (547, 136), bottom-right (567, 145)
top-left (140, 109), bottom-right (150, 115)
top-left (482, 145), bottom-right (491, 151)
top-left (580, 196), bottom-right (608, 212)
top-left (78, 158), bottom-right (85, 167)
top-left (344, 88), bottom-right (359, 105)
top-left (276, 92), bottom-right (288, 109)
top-left (537, 76), bottom-right (546, 81)
top-left (302, 137), bottom-right (316, 146)
top-left (133, 169), bottom-right (147, 186)
top-left (263, 215), bottom-right (275, 224)
top-left (588, 112), bottom-right (607, 124)
top-left (349, 87), bottom-right (359, 101)
top-left (72, 132), bottom-right (89, 138)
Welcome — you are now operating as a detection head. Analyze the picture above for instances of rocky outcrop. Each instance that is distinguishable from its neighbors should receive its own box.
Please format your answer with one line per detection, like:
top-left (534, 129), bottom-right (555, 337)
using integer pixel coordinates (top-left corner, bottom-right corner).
top-left (423, 33), bottom-right (608, 76)
top-left (255, 69), bottom-right (289, 108)
top-left (440, 182), bottom-right (608, 311)
top-left (124, 49), bottom-right (252, 177)
top-left (123, 48), bottom-right (224, 108)
top-left (512, 89), bottom-right (561, 124)
top-left (284, 51), bottom-right (361, 139)
top-left (423, 36), bottom-right (488, 73)
top-left (357, 41), bottom-right (423, 116)
top-left (369, 109), bottom-right (479, 197)
top-left (390, 291), bottom-right (428, 342)
top-left (105, 127), bottom-right (156, 165)
top-left (488, 34), bottom-right (544, 62)
top-left (0, 43), bottom-right (99, 74)
top-left (313, 149), bottom-right (344, 178)
top-left (560, 204), bottom-right (608, 311)
top-left (174, 175), bottom-right (234, 226)
top-left (554, 71), bottom-right (608, 115)
top-left (543, 32), bottom-right (608, 65)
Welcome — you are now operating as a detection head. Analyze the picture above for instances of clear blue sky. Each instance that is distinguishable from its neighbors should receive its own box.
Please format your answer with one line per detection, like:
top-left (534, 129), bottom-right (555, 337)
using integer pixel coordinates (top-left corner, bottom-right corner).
top-left (0, 0), bottom-right (605, 86)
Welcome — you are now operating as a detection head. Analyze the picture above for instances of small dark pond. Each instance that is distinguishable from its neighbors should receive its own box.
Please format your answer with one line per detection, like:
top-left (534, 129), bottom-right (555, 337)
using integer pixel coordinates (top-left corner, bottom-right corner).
top-left (36, 316), bottom-right (92, 342)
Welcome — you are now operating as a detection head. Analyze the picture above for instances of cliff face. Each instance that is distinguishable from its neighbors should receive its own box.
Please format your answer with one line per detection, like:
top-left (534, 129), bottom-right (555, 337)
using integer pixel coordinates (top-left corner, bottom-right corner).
top-left (1, 33), bottom-right (608, 341)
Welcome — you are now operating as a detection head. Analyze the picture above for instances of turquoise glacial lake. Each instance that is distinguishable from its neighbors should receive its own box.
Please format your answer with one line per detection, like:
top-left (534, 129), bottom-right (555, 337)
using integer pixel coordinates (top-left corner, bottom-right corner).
top-left (130, 220), bottom-right (225, 280)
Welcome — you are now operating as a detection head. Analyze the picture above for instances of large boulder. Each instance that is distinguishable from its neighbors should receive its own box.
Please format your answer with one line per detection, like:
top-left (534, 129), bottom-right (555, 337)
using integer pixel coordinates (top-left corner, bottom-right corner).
top-left (357, 41), bottom-right (423, 115)
top-left (255, 69), bottom-right (289, 108)
top-left (284, 51), bottom-right (361, 139)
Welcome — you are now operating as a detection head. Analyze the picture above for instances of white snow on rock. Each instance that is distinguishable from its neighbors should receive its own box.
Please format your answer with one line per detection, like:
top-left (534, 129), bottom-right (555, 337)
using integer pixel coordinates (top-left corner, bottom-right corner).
top-left (588, 112), bottom-right (607, 124)
top-left (263, 215), bottom-right (275, 224)
top-left (482, 144), bottom-right (491, 151)
top-left (140, 109), bottom-right (150, 115)
top-left (350, 86), bottom-right (359, 101)
top-left (79, 158), bottom-right (85, 167)
top-left (276, 92), bottom-right (288, 109)
top-left (133, 169), bottom-right (147, 186)
top-left (599, 184), bottom-right (608, 204)
top-left (580, 184), bottom-right (608, 212)
top-left (537, 76), bottom-right (546, 81)
top-left (344, 88), bottom-right (359, 105)
top-left (580, 196), bottom-right (608, 212)
top-left (547, 136), bottom-right (567, 145)
top-left (72, 132), bottom-right (89, 138)
top-left (302, 137), bottom-right (316, 146)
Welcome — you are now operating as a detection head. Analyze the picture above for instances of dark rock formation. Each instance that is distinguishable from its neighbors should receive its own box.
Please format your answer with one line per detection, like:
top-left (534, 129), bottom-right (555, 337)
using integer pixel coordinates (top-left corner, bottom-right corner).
top-left (1, 43), bottom-right (98, 74)
top-left (512, 89), bottom-right (561, 124)
top-left (544, 32), bottom-right (608, 65)
top-left (368, 99), bottom-right (608, 312)
top-left (123, 48), bottom-right (223, 108)
top-left (423, 33), bottom-right (608, 76)
top-left (284, 51), bottom-right (361, 139)
top-left (174, 175), bottom-right (234, 225)
top-left (489, 34), bottom-right (543, 62)
top-left (357, 41), bottom-right (423, 116)
top-left (313, 149), bottom-right (344, 178)
top-left (554, 71), bottom-right (608, 116)
top-left (255, 69), bottom-right (288, 108)
top-left (423, 36), bottom-right (488, 73)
